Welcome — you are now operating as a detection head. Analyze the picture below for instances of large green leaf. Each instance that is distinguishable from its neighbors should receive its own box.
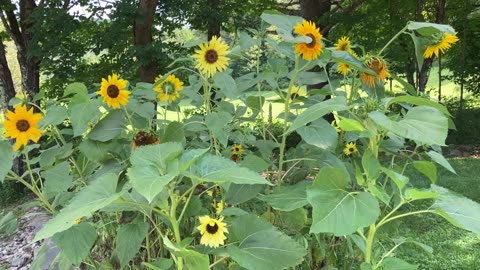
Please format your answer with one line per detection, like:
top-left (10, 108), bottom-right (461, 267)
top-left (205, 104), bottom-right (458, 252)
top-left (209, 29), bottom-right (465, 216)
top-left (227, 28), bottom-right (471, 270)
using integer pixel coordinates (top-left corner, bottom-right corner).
top-left (39, 105), bottom-right (68, 128)
top-left (41, 161), bottom-right (73, 200)
top-left (63, 82), bottom-right (88, 97)
top-left (413, 161), bottom-right (437, 183)
top-left (213, 72), bottom-right (240, 99)
top-left (187, 154), bottom-right (270, 185)
top-left (111, 220), bottom-right (149, 268)
top-left (387, 95), bottom-right (451, 116)
top-left (287, 96), bottom-right (347, 133)
top-left (260, 11), bottom-right (305, 43)
top-left (297, 119), bottom-right (338, 150)
top-left (432, 185), bottom-right (480, 234)
top-left (380, 257), bottom-right (418, 270)
top-left (227, 214), bottom-right (306, 270)
top-left (331, 50), bottom-right (375, 75)
top-left (307, 167), bottom-right (380, 235)
top-left (369, 106), bottom-right (448, 146)
top-left (130, 142), bottom-right (183, 171)
top-left (52, 223), bottom-right (97, 266)
top-left (39, 143), bottom-right (73, 168)
top-left (34, 173), bottom-right (122, 241)
top-left (225, 183), bottom-right (264, 205)
top-left (78, 139), bottom-right (116, 162)
top-left (0, 211), bottom-right (17, 235)
top-left (259, 181), bottom-right (310, 211)
top-left (0, 141), bottom-right (14, 183)
top-left (88, 109), bottom-right (126, 142)
top-left (426, 150), bottom-right (456, 174)
top-left (407, 21), bottom-right (455, 36)
top-left (128, 167), bottom-right (176, 203)
top-left (68, 94), bottom-right (102, 137)
top-left (162, 121), bottom-right (185, 143)
top-left (205, 112), bottom-right (233, 147)
top-left (163, 238), bottom-right (209, 270)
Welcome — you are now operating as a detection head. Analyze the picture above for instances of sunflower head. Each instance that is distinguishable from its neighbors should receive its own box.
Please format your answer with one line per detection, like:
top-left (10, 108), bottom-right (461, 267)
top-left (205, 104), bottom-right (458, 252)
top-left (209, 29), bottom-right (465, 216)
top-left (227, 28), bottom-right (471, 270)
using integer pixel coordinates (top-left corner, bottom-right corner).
top-left (344, 142), bottom-right (358, 156)
top-left (360, 56), bottom-right (390, 87)
top-left (331, 120), bottom-right (341, 133)
top-left (154, 74), bottom-right (184, 103)
top-left (193, 36), bottom-right (230, 77)
top-left (335, 36), bottom-right (352, 52)
top-left (231, 144), bottom-right (244, 155)
top-left (294, 20), bottom-right (323, 61)
top-left (337, 62), bottom-right (351, 76)
top-left (2, 104), bottom-right (43, 151)
top-left (97, 73), bottom-right (130, 109)
top-left (424, 32), bottom-right (459, 59)
top-left (132, 130), bottom-right (159, 150)
top-left (197, 216), bottom-right (228, 248)
top-left (290, 85), bottom-right (307, 100)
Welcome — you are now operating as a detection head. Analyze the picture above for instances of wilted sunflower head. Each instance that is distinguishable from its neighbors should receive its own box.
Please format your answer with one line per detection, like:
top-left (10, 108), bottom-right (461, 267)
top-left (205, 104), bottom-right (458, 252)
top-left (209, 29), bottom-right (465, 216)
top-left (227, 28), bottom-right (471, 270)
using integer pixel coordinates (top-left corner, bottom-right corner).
top-left (423, 32), bottom-right (459, 59)
top-left (197, 216), bottom-right (228, 248)
top-left (293, 20), bottom-right (323, 61)
top-left (192, 36), bottom-right (230, 77)
top-left (132, 130), bottom-right (159, 150)
top-left (154, 74), bottom-right (184, 103)
top-left (2, 104), bottom-right (43, 151)
top-left (360, 56), bottom-right (390, 87)
top-left (97, 73), bottom-right (130, 109)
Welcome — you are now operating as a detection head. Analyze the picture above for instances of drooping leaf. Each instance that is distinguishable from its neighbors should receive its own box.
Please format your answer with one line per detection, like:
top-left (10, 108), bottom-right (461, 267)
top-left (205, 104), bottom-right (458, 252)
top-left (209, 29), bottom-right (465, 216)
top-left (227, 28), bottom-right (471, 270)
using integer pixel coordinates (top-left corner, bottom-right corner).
top-left (41, 161), bottom-right (73, 200)
top-left (432, 185), bottom-right (480, 234)
top-left (413, 161), bottom-right (437, 183)
top-left (52, 223), bottom-right (97, 266)
top-left (426, 151), bottom-right (456, 174)
top-left (112, 220), bottom-right (149, 268)
top-left (0, 211), bottom-right (17, 235)
top-left (407, 21), bottom-right (455, 36)
top-left (0, 141), bottom-right (14, 183)
top-left (387, 95), bottom-right (451, 116)
top-left (162, 121), bottom-right (185, 143)
top-left (259, 181), bottom-right (310, 211)
top-left (88, 109), bottom-right (126, 142)
top-left (63, 82), bottom-right (88, 97)
top-left (34, 173), bottom-right (122, 241)
top-left (307, 167), bottom-right (380, 235)
top-left (260, 11), bottom-right (305, 42)
top-left (227, 214), bottom-right (306, 270)
top-left (337, 117), bottom-right (365, 131)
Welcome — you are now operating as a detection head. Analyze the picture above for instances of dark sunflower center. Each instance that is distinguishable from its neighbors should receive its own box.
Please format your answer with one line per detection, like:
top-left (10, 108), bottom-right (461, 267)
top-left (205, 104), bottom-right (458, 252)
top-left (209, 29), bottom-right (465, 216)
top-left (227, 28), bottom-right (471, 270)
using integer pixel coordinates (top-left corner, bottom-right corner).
top-left (306, 34), bottom-right (316, 48)
top-left (134, 131), bottom-right (158, 146)
top-left (162, 82), bottom-right (174, 94)
top-left (339, 43), bottom-right (348, 51)
top-left (16, 119), bottom-right (30, 132)
top-left (349, 147), bottom-right (354, 152)
top-left (291, 93), bottom-right (299, 100)
top-left (235, 147), bottom-right (240, 151)
top-left (107, 85), bottom-right (120, 98)
top-left (206, 222), bottom-right (219, 234)
top-left (205, 49), bottom-right (218, 64)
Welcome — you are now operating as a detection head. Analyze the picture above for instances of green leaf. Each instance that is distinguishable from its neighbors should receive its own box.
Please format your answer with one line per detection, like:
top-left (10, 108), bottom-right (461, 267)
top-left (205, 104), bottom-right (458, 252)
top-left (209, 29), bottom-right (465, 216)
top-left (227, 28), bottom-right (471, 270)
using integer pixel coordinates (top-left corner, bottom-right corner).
top-left (63, 82), bottom-right (88, 97)
top-left (78, 139), bottom-right (115, 162)
top-left (413, 161), bottom-right (437, 183)
top-left (259, 181), bottom-right (310, 211)
top-left (426, 151), bottom-right (456, 174)
top-left (404, 188), bottom-right (439, 201)
top-left (205, 112), bottom-right (233, 147)
top-left (387, 95), bottom-right (451, 116)
top-left (0, 211), bottom-right (17, 235)
top-left (307, 167), bottom-right (380, 235)
top-left (390, 74), bottom-right (416, 96)
top-left (68, 94), bottom-right (102, 137)
top-left (88, 110), bottom-right (126, 142)
top-left (432, 185), bottom-right (480, 234)
top-left (369, 106), bottom-right (448, 146)
top-left (179, 148), bottom-right (209, 171)
top-left (0, 141), bottom-right (14, 183)
top-left (39, 143), bottom-right (73, 168)
top-left (281, 208), bottom-right (307, 231)
top-left (142, 258), bottom-right (173, 270)
top-left (213, 72), bottom-right (240, 99)
top-left (162, 121), bottom-right (185, 143)
top-left (130, 142), bottom-right (183, 170)
top-left (188, 154), bottom-right (271, 185)
top-left (39, 105), bottom-right (67, 128)
top-left (41, 161), bottom-right (73, 200)
top-left (239, 31), bottom-right (258, 49)
top-left (246, 95), bottom-right (265, 112)
top-left (112, 221), bottom-right (149, 268)
top-left (368, 185), bottom-right (390, 205)
top-left (337, 117), bottom-right (365, 131)
top-left (288, 96), bottom-right (347, 133)
top-left (331, 50), bottom-right (376, 75)
top-left (297, 119), bottom-right (338, 150)
top-left (362, 149), bottom-right (381, 182)
top-left (382, 168), bottom-right (409, 191)
top-left (34, 173), bottom-right (122, 241)
top-left (407, 21), bottom-right (455, 36)
top-left (260, 11), bottom-right (304, 42)
top-left (227, 214), bottom-right (306, 270)
top-left (163, 238), bottom-right (210, 270)
top-left (52, 223), bottom-right (97, 266)
top-left (225, 183), bottom-right (264, 205)
top-left (380, 257), bottom-right (418, 270)
top-left (239, 154), bottom-right (270, 172)
top-left (128, 167), bottom-right (176, 204)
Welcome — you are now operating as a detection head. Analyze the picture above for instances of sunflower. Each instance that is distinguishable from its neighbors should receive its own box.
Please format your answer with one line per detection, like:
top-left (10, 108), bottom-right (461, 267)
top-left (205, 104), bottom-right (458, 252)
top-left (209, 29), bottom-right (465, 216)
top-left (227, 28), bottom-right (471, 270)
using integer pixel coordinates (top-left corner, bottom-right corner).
top-left (424, 32), bottom-right (459, 59)
top-left (335, 36), bottom-right (352, 52)
top-left (344, 142), bottom-right (358, 156)
top-left (294, 20), bottom-right (323, 61)
top-left (337, 62), bottom-right (351, 76)
top-left (154, 74), bottom-right (184, 103)
top-left (97, 73), bottom-right (130, 109)
top-left (231, 144), bottom-right (243, 155)
top-left (2, 104), bottom-right (43, 151)
top-left (197, 216), bottom-right (228, 248)
top-left (215, 201), bottom-right (225, 215)
top-left (132, 130), bottom-right (159, 150)
top-left (290, 85), bottom-right (307, 100)
top-left (360, 56), bottom-right (390, 87)
top-left (331, 120), bottom-right (341, 133)
top-left (193, 36), bottom-right (230, 77)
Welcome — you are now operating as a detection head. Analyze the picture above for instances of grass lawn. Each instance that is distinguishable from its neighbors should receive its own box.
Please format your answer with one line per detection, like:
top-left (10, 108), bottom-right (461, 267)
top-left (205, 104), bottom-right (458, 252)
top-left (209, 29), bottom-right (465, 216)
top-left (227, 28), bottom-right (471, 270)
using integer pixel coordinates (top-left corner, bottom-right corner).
top-left (391, 158), bottom-right (480, 269)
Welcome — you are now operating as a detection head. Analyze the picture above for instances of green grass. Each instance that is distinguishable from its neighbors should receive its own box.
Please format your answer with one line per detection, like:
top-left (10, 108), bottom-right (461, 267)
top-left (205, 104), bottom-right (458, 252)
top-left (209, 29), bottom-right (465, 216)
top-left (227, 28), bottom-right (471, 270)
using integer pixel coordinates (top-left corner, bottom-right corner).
top-left (390, 158), bottom-right (480, 269)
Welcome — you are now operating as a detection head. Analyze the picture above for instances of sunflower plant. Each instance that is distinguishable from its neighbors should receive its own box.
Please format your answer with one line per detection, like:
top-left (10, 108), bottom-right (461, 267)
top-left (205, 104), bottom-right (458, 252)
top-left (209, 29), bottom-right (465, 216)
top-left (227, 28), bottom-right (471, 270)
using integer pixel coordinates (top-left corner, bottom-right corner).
top-left (0, 10), bottom-right (477, 270)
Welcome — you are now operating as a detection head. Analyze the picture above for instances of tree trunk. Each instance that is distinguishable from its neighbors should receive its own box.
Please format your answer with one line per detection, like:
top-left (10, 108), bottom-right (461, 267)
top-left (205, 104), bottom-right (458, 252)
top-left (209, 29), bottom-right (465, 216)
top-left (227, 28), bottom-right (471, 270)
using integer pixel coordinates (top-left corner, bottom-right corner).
top-left (134, 0), bottom-right (157, 83)
top-left (299, 0), bottom-right (331, 22)
top-left (207, 0), bottom-right (221, 40)
top-left (19, 0), bottom-right (40, 99)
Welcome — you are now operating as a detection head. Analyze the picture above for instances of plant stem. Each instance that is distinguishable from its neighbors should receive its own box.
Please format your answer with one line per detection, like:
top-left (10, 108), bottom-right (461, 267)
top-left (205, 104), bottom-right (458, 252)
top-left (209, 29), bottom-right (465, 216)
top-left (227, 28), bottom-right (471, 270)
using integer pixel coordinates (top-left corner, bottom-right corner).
top-left (276, 55), bottom-right (300, 189)
top-left (8, 170), bottom-right (54, 213)
top-left (168, 188), bottom-right (183, 270)
top-left (378, 25), bottom-right (408, 56)
top-left (365, 224), bottom-right (376, 264)
top-left (377, 209), bottom-right (435, 228)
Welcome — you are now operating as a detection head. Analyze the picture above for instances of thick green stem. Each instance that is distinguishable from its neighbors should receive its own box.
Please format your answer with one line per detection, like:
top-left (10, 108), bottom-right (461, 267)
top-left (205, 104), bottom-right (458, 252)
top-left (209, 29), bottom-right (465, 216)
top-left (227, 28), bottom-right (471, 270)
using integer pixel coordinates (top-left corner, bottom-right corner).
top-left (365, 224), bottom-right (376, 264)
top-left (168, 188), bottom-right (184, 270)
top-left (378, 25), bottom-right (408, 55)
top-left (8, 170), bottom-right (54, 213)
